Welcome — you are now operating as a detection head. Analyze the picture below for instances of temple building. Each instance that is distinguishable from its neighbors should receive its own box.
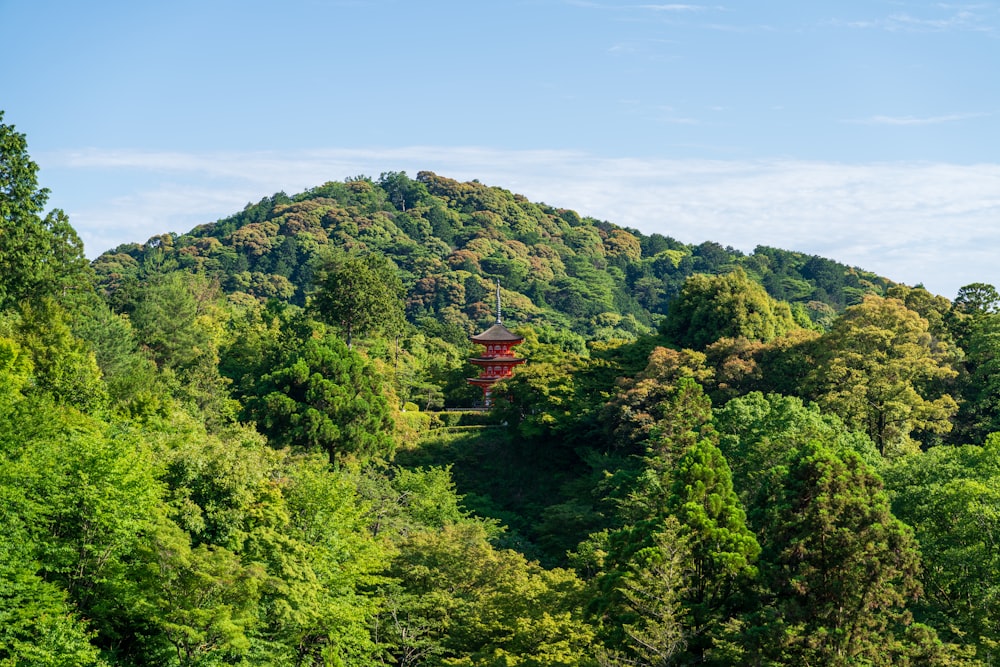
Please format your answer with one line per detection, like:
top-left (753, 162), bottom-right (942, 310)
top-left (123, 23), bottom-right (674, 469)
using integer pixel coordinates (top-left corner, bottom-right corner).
top-left (468, 281), bottom-right (526, 407)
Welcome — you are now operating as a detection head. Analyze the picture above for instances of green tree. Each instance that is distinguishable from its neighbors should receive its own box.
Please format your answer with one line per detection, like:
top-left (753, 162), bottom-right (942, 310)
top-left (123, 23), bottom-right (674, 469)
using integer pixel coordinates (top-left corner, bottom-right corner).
top-left (953, 282), bottom-right (1000, 316)
top-left (751, 444), bottom-right (922, 665)
top-left (0, 392), bottom-right (165, 665)
top-left (590, 379), bottom-right (757, 663)
top-left (606, 518), bottom-right (691, 666)
top-left (276, 455), bottom-right (387, 665)
top-left (148, 418), bottom-right (387, 665)
top-left (0, 112), bottom-right (91, 310)
top-left (885, 437), bottom-right (1000, 660)
top-left (0, 365), bottom-right (107, 665)
top-left (714, 392), bottom-right (880, 514)
top-left (953, 311), bottom-right (1000, 443)
top-left (312, 251), bottom-right (405, 349)
top-left (808, 295), bottom-right (959, 455)
top-left (130, 272), bottom-right (236, 425)
top-left (14, 299), bottom-right (108, 413)
top-left (130, 273), bottom-right (219, 375)
top-left (378, 170), bottom-right (431, 212)
top-left (666, 437), bottom-right (760, 662)
top-left (601, 347), bottom-right (714, 452)
top-left (661, 268), bottom-right (799, 350)
top-left (244, 333), bottom-right (395, 460)
top-left (0, 555), bottom-right (105, 666)
top-left (135, 519), bottom-right (263, 667)
top-left (385, 521), bottom-right (597, 666)
top-left (493, 357), bottom-right (587, 443)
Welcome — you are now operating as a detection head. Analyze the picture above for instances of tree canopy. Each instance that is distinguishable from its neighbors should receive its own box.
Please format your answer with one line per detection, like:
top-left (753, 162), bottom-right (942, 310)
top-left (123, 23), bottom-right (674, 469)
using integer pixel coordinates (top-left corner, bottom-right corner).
top-left (661, 267), bottom-right (801, 349)
top-left (3, 111), bottom-right (999, 665)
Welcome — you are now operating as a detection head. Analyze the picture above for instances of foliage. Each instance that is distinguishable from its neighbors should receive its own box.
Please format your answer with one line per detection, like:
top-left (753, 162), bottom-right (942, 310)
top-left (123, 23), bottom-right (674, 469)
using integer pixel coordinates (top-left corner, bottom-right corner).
top-left (953, 310), bottom-right (1000, 442)
top-left (8, 111), bottom-right (1000, 665)
top-left (0, 112), bottom-right (92, 311)
top-left (312, 250), bottom-right (405, 349)
top-left (750, 444), bottom-right (923, 665)
top-left (666, 436), bottom-right (760, 661)
top-left (93, 171), bottom-right (892, 346)
top-left (715, 392), bottom-right (880, 514)
top-left (661, 268), bottom-right (800, 350)
top-left (243, 333), bottom-right (395, 461)
top-left (605, 518), bottom-right (691, 666)
top-left (885, 437), bottom-right (1000, 660)
top-left (807, 295), bottom-right (959, 455)
top-left (385, 521), bottom-right (597, 666)
top-left (601, 347), bottom-right (714, 453)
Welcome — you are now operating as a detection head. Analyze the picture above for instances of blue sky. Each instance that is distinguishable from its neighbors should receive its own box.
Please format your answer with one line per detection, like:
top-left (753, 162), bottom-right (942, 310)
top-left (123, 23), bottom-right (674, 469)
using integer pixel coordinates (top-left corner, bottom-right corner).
top-left (2, 0), bottom-right (999, 298)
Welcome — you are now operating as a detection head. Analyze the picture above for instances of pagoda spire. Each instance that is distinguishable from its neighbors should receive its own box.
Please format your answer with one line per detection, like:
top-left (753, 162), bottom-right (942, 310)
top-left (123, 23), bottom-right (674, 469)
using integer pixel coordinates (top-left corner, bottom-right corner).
top-left (495, 278), bottom-right (502, 324)
top-left (467, 278), bottom-right (526, 407)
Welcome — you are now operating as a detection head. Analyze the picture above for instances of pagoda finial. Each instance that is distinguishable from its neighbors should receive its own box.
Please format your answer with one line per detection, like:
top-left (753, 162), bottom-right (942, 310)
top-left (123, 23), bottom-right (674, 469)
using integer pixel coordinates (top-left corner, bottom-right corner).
top-left (495, 279), bottom-right (502, 324)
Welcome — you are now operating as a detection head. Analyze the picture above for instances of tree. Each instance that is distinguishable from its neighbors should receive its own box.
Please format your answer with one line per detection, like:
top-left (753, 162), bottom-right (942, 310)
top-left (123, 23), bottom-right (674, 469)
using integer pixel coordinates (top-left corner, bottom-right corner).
top-left (885, 438), bottom-right (1000, 660)
top-left (129, 272), bottom-right (236, 426)
top-left (0, 391), bottom-right (167, 664)
top-left (130, 273), bottom-right (219, 375)
top-left (807, 295), bottom-right (959, 455)
top-left (661, 268), bottom-right (799, 350)
top-left (493, 357), bottom-right (587, 443)
top-left (378, 171), bottom-right (430, 212)
top-left (384, 521), bottom-right (597, 666)
top-left (750, 444), bottom-right (922, 665)
top-left (244, 333), bottom-right (395, 461)
top-left (136, 521), bottom-right (263, 667)
top-left (15, 298), bottom-right (108, 413)
top-left (311, 251), bottom-right (405, 349)
top-left (601, 347), bottom-right (714, 453)
top-left (714, 392), bottom-right (879, 514)
top-left (601, 518), bottom-right (691, 667)
top-left (953, 282), bottom-right (1000, 316)
top-left (0, 556), bottom-right (105, 666)
top-left (0, 112), bottom-right (91, 310)
top-left (590, 378), bottom-right (757, 663)
top-left (666, 437), bottom-right (760, 662)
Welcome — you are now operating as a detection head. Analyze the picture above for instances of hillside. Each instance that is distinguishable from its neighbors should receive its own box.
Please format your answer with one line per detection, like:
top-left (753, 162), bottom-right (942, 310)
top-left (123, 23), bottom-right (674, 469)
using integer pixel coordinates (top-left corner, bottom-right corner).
top-left (6, 107), bottom-right (1000, 666)
top-left (93, 171), bottom-right (894, 342)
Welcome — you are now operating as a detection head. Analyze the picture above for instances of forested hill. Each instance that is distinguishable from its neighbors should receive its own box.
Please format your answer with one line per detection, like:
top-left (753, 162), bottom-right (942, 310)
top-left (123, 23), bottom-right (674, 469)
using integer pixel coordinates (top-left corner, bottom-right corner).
top-left (11, 109), bottom-right (1000, 664)
top-left (93, 170), bottom-right (893, 340)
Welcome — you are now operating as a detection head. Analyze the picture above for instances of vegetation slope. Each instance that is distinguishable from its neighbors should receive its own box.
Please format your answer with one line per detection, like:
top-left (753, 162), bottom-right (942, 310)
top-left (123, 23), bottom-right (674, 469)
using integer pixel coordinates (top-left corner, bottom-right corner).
top-left (3, 110), bottom-right (1000, 665)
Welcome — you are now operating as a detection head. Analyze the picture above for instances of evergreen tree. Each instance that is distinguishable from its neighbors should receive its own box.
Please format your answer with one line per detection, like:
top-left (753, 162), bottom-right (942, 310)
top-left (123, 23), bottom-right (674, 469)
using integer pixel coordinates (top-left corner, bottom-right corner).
top-left (244, 333), bottom-right (395, 461)
top-left (667, 438), bottom-right (760, 662)
top-left (750, 444), bottom-right (922, 665)
top-left (0, 112), bottom-right (91, 310)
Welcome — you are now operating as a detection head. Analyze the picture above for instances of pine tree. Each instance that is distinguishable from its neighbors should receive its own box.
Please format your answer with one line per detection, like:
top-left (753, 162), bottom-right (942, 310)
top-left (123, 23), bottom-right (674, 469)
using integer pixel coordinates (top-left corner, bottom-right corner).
top-left (751, 443), bottom-right (922, 665)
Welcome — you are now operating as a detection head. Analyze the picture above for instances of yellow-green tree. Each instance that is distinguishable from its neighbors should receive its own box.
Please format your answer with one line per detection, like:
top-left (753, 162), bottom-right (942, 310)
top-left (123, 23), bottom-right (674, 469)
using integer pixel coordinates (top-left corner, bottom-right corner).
top-left (661, 268), bottom-right (799, 350)
top-left (807, 295), bottom-right (959, 455)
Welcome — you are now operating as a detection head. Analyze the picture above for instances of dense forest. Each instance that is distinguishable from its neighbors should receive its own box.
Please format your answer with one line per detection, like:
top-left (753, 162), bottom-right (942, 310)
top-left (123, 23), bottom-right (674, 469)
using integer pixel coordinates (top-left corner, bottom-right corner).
top-left (3, 109), bottom-right (1000, 666)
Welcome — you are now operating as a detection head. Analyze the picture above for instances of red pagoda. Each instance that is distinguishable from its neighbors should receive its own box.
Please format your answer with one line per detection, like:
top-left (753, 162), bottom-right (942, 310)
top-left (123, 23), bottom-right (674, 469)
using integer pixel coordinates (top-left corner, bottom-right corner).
top-left (468, 281), bottom-right (526, 407)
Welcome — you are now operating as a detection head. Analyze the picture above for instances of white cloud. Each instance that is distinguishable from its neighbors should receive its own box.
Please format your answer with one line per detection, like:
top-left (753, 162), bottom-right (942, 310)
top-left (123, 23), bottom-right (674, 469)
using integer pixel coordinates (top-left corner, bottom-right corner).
top-left (850, 112), bottom-right (988, 125)
top-left (840, 8), bottom-right (996, 33)
top-left (39, 147), bottom-right (1000, 299)
top-left (637, 4), bottom-right (706, 11)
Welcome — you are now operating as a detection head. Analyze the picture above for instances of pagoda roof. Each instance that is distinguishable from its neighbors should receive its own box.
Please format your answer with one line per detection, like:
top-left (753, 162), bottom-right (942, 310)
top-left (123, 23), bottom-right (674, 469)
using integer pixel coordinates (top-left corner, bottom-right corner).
top-left (470, 322), bottom-right (524, 343)
top-left (469, 356), bottom-right (526, 365)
